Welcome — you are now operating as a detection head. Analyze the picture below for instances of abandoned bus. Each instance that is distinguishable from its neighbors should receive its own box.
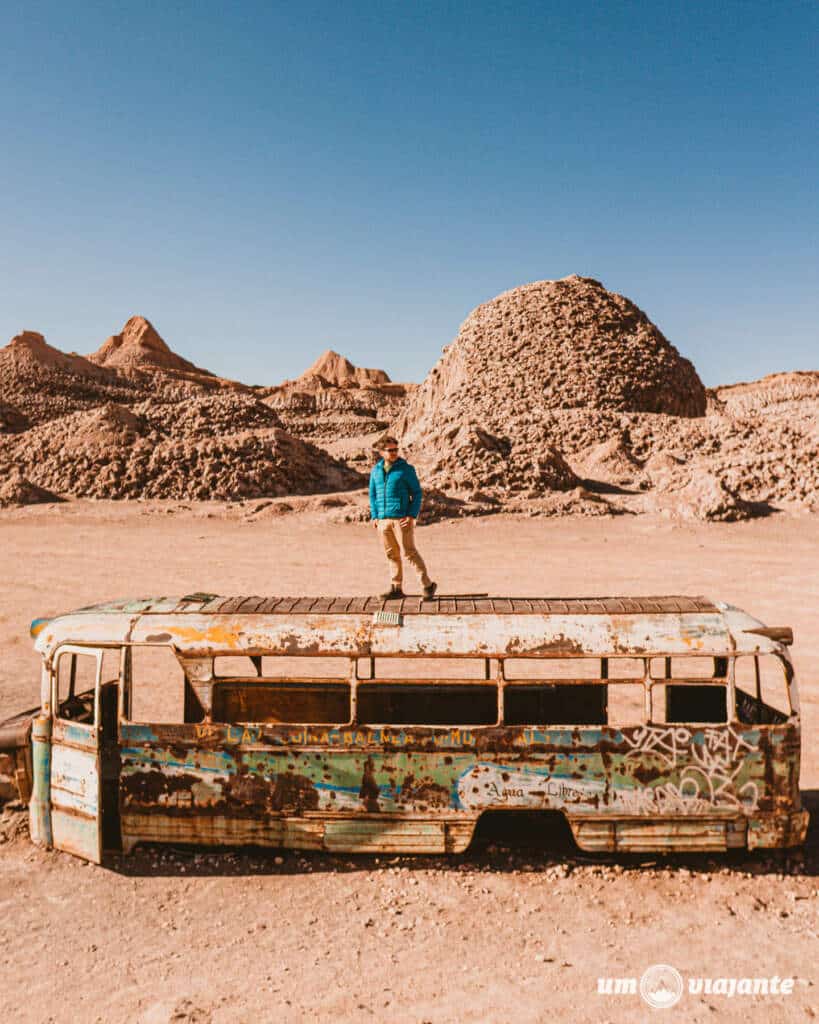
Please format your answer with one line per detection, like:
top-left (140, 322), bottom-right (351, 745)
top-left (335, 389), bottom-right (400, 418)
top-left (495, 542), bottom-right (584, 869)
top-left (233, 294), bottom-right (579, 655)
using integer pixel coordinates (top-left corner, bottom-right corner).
top-left (0, 593), bottom-right (809, 862)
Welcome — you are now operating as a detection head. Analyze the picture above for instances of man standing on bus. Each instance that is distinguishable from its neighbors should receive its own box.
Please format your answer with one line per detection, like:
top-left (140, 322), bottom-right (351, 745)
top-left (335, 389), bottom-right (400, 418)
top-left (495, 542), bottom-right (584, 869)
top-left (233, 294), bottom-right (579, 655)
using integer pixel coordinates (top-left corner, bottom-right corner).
top-left (369, 435), bottom-right (437, 600)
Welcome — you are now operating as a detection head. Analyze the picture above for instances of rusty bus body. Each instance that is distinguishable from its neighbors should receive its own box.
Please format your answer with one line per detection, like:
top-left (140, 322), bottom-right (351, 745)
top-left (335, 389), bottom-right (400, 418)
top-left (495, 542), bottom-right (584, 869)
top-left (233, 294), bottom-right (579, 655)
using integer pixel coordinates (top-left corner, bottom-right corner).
top-left (0, 593), bottom-right (809, 862)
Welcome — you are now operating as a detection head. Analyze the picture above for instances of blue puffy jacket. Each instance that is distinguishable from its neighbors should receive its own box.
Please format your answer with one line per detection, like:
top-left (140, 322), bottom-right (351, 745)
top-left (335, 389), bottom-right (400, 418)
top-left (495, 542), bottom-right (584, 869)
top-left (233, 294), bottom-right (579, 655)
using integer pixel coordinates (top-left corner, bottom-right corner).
top-left (369, 458), bottom-right (423, 519)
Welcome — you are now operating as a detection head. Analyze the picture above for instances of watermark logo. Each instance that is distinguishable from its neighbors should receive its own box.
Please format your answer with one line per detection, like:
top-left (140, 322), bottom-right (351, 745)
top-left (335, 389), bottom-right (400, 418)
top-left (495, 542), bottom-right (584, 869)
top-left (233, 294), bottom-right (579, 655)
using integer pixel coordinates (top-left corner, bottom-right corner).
top-left (598, 965), bottom-right (795, 1008)
top-left (639, 964), bottom-right (684, 1009)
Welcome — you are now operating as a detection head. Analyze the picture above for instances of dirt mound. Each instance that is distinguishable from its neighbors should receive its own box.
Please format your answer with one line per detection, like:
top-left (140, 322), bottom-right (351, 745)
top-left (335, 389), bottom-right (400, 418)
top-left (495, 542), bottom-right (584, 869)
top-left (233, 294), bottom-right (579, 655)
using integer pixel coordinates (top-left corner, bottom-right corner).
top-left (426, 421), bottom-right (579, 498)
top-left (716, 371), bottom-right (819, 416)
top-left (0, 400), bottom-right (28, 434)
top-left (66, 402), bottom-right (145, 450)
top-left (577, 434), bottom-right (646, 489)
top-left (0, 330), bottom-right (363, 503)
top-left (397, 276), bottom-right (705, 498)
top-left (0, 330), bottom-right (143, 424)
top-left (506, 485), bottom-right (621, 518)
top-left (643, 449), bottom-right (685, 486)
top-left (653, 467), bottom-right (755, 522)
top-left (137, 393), bottom-right (283, 439)
top-left (0, 400), bottom-right (363, 501)
top-left (625, 404), bottom-right (819, 514)
top-left (0, 469), bottom-right (60, 508)
top-left (295, 349), bottom-right (391, 388)
top-left (265, 386), bottom-right (403, 415)
top-left (401, 276), bottom-right (705, 439)
top-left (89, 316), bottom-right (214, 377)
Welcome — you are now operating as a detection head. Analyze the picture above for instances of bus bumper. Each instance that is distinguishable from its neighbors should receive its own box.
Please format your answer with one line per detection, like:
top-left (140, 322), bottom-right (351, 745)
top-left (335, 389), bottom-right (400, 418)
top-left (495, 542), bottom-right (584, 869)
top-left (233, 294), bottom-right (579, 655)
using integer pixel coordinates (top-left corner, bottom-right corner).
top-left (569, 815), bottom-right (750, 852)
top-left (747, 810), bottom-right (810, 850)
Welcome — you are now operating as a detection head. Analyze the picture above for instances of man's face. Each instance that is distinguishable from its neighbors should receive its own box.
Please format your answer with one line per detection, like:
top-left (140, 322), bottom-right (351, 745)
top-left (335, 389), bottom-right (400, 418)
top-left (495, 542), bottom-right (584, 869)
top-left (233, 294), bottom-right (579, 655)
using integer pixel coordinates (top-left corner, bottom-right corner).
top-left (381, 444), bottom-right (399, 464)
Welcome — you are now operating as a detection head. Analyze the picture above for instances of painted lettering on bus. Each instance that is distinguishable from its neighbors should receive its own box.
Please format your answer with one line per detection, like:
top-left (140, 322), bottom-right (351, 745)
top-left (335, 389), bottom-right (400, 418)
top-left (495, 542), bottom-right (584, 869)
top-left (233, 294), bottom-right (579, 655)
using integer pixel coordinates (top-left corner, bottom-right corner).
top-left (194, 723), bottom-right (261, 744)
top-left (273, 727), bottom-right (477, 748)
top-left (188, 725), bottom-right (567, 749)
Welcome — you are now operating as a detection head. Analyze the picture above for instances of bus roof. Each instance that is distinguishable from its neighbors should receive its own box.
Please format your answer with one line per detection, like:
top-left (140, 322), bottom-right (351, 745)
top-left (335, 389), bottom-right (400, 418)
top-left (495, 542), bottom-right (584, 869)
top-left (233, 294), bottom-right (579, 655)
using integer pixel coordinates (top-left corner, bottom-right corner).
top-left (30, 594), bottom-right (790, 661)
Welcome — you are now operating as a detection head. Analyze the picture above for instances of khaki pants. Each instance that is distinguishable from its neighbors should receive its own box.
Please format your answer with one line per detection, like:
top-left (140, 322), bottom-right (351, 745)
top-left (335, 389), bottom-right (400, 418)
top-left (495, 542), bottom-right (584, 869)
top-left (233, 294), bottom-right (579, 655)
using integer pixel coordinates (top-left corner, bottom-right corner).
top-left (377, 518), bottom-right (431, 589)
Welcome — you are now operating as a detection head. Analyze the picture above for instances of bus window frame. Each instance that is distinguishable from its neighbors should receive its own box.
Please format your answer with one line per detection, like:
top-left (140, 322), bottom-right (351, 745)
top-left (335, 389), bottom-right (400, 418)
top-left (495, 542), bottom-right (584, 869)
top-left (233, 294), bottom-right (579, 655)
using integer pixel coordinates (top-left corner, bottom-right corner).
top-left (112, 647), bottom-right (800, 731)
top-left (51, 643), bottom-right (124, 728)
top-left (354, 656), bottom-right (501, 727)
top-left (206, 656), bottom-right (358, 728)
top-left (647, 653), bottom-right (731, 726)
top-left (732, 652), bottom-right (795, 720)
top-left (499, 656), bottom-right (649, 729)
top-left (52, 644), bottom-right (103, 727)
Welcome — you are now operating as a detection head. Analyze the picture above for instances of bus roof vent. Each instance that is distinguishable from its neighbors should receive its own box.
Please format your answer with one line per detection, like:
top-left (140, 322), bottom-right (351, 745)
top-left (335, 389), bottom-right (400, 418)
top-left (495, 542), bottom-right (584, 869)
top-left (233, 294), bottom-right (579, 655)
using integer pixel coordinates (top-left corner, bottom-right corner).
top-left (373, 610), bottom-right (403, 626)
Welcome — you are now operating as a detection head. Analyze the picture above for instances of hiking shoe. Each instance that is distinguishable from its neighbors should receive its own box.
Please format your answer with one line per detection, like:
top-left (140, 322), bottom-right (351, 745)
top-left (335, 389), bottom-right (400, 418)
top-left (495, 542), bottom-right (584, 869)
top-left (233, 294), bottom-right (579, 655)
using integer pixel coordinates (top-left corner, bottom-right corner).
top-left (380, 586), bottom-right (405, 599)
top-left (423, 581), bottom-right (438, 600)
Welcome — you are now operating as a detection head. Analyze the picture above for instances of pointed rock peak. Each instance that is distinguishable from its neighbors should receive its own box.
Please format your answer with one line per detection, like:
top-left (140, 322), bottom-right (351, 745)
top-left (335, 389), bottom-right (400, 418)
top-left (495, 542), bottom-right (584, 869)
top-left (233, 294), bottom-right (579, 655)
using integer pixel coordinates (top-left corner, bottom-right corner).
top-left (119, 316), bottom-right (172, 354)
top-left (296, 349), bottom-right (391, 388)
top-left (88, 316), bottom-right (212, 376)
top-left (306, 349), bottom-right (357, 381)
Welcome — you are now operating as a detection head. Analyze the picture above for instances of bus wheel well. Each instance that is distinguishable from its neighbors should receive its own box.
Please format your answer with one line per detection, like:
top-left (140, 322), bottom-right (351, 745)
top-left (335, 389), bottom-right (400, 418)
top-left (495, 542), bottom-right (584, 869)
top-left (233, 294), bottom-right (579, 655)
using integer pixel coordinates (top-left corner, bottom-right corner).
top-left (469, 810), bottom-right (577, 852)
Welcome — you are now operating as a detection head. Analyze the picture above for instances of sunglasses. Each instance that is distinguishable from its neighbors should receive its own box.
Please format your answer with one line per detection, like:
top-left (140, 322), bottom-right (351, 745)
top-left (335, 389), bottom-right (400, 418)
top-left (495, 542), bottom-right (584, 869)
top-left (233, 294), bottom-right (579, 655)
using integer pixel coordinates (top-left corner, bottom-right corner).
top-left (384, 447), bottom-right (399, 452)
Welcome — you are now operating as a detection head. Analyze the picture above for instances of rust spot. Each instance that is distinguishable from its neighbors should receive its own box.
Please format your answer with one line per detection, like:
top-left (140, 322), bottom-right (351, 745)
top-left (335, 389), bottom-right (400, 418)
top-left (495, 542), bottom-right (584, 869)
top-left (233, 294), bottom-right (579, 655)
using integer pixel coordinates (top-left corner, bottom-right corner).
top-left (270, 773), bottom-right (319, 812)
top-left (600, 749), bottom-right (612, 808)
top-left (121, 768), bottom-right (197, 805)
top-left (224, 772), bottom-right (269, 809)
top-left (756, 728), bottom-right (791, 814)
top-left (275, 633), bottom-right (325, 656)
top-left (359, 756), bottom-right (380, 811)
top-left (629, 762), bottom-right (664, 785)
top-left (400, 773), bottom-right (450, 808)
top-left (507, 634), bottom-right (585, 655)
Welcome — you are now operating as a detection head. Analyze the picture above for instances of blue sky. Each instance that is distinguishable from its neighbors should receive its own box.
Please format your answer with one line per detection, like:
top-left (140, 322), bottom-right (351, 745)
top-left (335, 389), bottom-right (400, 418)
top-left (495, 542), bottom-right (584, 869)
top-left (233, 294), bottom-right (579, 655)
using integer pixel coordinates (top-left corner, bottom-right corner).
top-left (1, 1), bottom-right (816, 387)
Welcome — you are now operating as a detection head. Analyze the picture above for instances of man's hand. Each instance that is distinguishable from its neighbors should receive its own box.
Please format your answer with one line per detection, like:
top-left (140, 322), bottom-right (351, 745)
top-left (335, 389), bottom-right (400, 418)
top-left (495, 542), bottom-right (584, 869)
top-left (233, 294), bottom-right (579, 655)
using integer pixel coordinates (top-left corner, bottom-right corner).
top-left (399, 516), bottom-right (415, 528)
top-left (372, 519), bottom-right (379, 528)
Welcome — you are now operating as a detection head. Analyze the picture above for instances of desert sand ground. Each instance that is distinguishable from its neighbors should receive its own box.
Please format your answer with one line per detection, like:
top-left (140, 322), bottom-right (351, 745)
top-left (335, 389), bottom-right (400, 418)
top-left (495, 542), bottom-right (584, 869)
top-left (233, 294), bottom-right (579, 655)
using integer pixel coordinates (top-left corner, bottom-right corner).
top-left (0, 504), bottom-right (816, 1023)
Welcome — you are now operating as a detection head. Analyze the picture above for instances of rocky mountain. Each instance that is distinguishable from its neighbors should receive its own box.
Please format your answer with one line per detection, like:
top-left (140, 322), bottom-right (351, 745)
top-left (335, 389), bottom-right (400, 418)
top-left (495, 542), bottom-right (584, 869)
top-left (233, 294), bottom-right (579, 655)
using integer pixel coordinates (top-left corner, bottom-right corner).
top-left (401, 275), bottom-right (704, 426)
top-left (1, 286), bottom-right (816, 519)
top-left (397, 276), bottom-right (706, 500)
top-left (0, 322), bottom-right (366, 503)
top-left (391, 276), bottom-right (817, 518)
top-left (0, 330), bottom-right (143, 424)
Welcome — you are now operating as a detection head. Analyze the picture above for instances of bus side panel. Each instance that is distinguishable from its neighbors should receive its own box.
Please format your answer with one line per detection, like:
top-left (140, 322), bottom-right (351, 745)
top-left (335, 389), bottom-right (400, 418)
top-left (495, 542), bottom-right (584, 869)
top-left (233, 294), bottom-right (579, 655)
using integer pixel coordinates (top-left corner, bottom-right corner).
top-left (116, 722), bottom-right (804, 854)
top-left (747, 721), bottom-right (808, 848)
